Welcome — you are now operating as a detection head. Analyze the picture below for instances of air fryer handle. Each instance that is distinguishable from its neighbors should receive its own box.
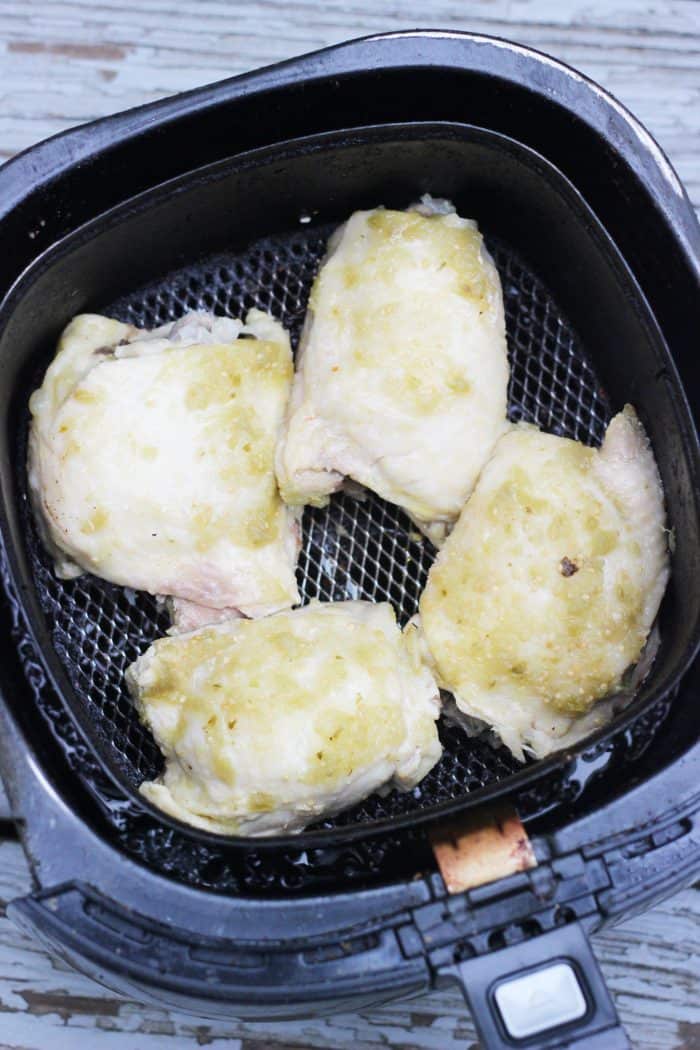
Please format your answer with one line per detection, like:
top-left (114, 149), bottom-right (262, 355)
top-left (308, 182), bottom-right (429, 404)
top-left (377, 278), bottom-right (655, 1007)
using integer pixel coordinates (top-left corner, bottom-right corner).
top-left (453, 922), bottom-right (629, 1049)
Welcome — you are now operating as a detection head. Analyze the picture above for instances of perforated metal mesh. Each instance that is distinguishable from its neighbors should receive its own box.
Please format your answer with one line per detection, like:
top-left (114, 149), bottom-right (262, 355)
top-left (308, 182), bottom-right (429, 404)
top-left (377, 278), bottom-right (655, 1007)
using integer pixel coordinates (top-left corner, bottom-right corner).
top-left (24, 225), bottom-right (615, 849)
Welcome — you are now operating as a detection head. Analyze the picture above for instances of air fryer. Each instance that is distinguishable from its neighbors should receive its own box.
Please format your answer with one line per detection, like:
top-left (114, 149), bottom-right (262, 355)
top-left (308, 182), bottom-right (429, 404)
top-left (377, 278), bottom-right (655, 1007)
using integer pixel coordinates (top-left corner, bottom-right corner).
top-left (0, 32), bottom-right (697, 1050)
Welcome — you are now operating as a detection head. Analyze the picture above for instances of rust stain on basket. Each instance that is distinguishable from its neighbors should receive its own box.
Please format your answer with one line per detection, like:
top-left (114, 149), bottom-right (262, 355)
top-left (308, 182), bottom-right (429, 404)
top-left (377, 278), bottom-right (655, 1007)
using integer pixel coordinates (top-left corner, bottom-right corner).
top-left (430, 806), bottom-right (536, 893)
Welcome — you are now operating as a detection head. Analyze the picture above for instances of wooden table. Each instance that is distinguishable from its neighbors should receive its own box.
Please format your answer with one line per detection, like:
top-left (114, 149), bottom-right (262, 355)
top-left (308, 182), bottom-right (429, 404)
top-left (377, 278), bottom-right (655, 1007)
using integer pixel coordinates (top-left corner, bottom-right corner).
top-left (0, 2), bottom-right (698, 1047)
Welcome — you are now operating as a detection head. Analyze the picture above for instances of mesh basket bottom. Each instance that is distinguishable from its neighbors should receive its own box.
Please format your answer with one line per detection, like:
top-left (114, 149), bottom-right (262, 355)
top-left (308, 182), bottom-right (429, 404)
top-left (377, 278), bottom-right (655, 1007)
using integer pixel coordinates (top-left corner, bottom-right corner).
top-left (18, 221), bottom-right (628, 891)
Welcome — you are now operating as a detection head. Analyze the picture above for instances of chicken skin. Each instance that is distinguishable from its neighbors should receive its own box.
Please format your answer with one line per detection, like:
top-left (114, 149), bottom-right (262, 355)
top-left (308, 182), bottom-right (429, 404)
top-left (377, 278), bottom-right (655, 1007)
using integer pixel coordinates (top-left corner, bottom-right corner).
top-left (276, 200), bottom-right (509, 545)
top-left (29, 309), bottom-right (300, 621)
top-left (127, 600), bottom-right (442, 835)
top-left (418, 407), bottom-right (669, 759)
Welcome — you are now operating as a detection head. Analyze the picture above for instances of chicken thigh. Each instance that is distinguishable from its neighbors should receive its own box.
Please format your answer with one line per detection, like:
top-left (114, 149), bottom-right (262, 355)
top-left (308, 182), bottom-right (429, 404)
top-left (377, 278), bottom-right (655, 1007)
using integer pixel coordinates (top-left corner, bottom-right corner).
top-left (29, 309), bottom-right (300, 621)
top-left (418, 407), bottom-right (669, 759)
top-left (276, 199), bottom-right (509, 545)
top-left (127, 600), bottom-right (442, 835)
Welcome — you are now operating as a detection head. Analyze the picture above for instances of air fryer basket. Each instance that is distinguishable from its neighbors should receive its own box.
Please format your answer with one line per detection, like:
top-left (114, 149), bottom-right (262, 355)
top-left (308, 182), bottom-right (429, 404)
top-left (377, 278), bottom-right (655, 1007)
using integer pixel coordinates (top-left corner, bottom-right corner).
top-left (0, 32), bottom-right (698, 1048)
top-left (3, 121), bottom-right (696, 855)
top-left (22, 209), bottom-right (611, 829)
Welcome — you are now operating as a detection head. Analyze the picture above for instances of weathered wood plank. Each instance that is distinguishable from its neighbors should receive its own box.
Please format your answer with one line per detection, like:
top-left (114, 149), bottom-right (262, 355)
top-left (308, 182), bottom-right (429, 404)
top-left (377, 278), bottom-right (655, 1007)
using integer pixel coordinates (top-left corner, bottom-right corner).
top-left (0, 0), bottom-right (699, 209)
top-left (0, 841), bottom-right (697, 1050)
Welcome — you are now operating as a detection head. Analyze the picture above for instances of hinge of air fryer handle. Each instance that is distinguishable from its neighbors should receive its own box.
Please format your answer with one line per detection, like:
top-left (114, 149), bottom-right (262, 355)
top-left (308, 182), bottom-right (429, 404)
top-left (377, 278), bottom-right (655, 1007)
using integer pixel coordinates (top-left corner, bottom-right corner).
top-left (400, 879), bottom-right (631, 1048)
top-left (399, 798), bottom-right (700, 972)
top-left (397, 851), bottom-right (610, 972)
top-left (396, 806), bottom-right (607, 971)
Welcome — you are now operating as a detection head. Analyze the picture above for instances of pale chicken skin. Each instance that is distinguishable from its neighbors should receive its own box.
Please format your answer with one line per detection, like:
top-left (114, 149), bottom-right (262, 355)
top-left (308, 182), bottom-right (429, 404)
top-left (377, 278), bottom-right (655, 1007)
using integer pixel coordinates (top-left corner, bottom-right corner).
top-left (418, 407), bottom-right (670, 759)
top-left (276, 200), bottom-right (509, 545)
top-left (127, 600), bottom-right (442, 836)
top-left (29, 310), bottom-right (300, 621)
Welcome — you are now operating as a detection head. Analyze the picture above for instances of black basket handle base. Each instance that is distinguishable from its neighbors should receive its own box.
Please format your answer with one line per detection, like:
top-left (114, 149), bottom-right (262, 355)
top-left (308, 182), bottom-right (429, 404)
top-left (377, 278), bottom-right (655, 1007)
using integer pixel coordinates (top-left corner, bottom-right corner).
top-left (431, 808), bottom-right (629, 1049)
top-left (453, 921), bottom-right (628, 1049)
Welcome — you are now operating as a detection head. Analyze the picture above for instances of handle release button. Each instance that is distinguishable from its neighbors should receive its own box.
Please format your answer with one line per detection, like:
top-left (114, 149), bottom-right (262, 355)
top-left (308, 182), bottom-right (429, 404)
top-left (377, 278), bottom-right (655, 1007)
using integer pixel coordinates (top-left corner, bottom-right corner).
top-left (494, 961), bottom-right (587, 1039)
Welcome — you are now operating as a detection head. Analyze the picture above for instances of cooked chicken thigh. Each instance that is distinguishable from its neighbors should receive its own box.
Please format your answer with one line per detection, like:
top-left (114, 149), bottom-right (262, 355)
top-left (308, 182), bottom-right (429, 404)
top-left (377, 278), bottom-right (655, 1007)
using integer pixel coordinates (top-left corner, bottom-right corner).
top-left (29, 309), bottom-right (300, 620)
top-left (418, 407), bottom-right (669, 759)
top-left (127, 600), bottom-right (442, 835)
top-left (276, 200), bottom-right (509, 545)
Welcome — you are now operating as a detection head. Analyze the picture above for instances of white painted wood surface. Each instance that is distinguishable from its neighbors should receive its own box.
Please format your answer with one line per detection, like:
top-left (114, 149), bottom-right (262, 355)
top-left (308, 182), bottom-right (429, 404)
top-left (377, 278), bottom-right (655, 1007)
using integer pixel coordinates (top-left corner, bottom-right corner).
top-left (0, 2), bottom-right (698, 1047)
